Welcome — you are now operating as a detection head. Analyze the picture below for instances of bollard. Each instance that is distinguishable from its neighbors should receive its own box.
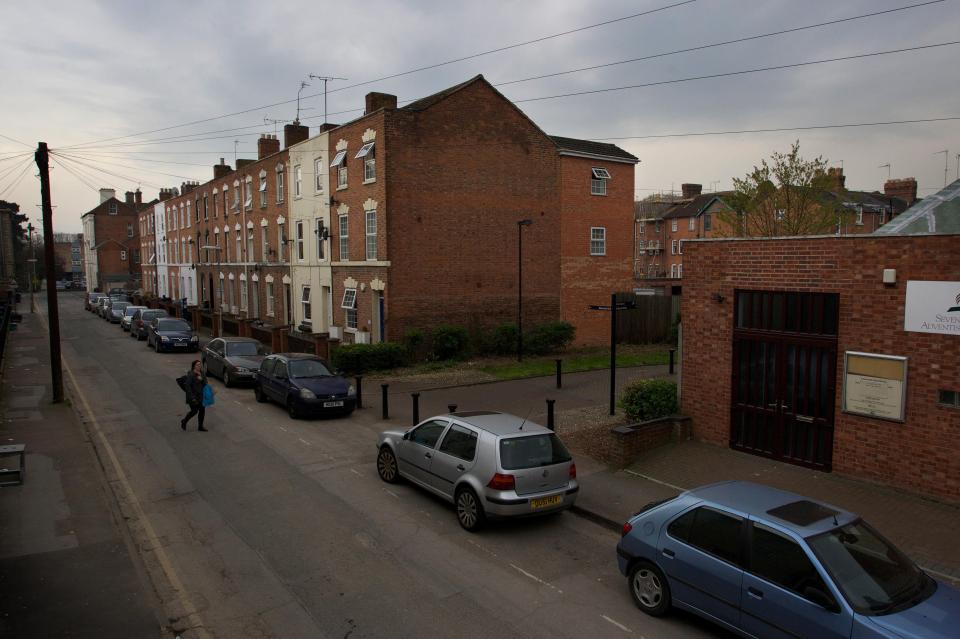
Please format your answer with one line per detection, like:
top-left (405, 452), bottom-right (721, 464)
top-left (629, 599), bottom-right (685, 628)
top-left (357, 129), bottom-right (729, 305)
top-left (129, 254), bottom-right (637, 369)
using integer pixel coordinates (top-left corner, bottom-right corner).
top-left (669, 349), bottom-right (675, 375)
top-left (448, 403), bottom-right (458, 414)
top-left (381, 383), bottom-right (390, 420)
top-left (555, 359), bottom-right (562, 389)
top-left (411, 393), bottom-right (420, 426)
top-left (546, 399), bottom-right (555, 431)
top-left (355, 376), bottom-right (363, 409)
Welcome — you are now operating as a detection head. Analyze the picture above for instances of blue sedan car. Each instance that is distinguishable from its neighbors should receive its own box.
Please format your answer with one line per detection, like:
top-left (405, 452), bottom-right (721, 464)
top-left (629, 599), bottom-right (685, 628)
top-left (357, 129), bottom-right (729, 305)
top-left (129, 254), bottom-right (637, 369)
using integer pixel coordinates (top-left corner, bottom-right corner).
top-left (617, 481), bottom-right (959, 638)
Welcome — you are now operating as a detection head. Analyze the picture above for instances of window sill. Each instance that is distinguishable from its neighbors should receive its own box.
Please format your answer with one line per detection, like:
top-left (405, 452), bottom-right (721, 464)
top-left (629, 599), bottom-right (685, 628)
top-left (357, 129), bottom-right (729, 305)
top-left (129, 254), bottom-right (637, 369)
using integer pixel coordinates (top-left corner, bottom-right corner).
top-left (336, 185), bottom-right (348, 191)
top-left (590, 193), bottom-right (607, 197)
top-left (363, 178), bottom-right (376, 185)
top-left (590, 253), bottom-right (606, 257)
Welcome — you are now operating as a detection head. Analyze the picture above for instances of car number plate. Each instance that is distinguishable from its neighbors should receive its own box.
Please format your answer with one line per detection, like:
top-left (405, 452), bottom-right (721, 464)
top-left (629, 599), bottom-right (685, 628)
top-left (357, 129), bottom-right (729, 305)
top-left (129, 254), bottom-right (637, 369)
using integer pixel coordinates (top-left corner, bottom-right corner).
top-left (323, 400), bottom-right (344, 407)
top-left (530, 495), bottom-right (562, 510)
top-left (174, 342), bottom-right (187, 347)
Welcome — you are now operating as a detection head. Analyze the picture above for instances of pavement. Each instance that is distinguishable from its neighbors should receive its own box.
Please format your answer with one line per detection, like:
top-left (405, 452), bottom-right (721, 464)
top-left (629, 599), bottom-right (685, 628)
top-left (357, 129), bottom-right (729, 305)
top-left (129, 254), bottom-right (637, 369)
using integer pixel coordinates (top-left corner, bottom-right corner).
top-left (2, 303), bottom-right (959, 637)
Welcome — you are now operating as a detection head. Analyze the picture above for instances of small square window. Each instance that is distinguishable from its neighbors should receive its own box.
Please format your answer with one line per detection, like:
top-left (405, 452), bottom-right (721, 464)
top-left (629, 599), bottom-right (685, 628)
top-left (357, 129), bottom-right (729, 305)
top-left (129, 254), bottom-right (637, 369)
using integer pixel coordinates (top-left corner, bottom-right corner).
top-left (688, 217), bottom-right (696, 231)
top-left (591, 167), bottom-right (611, 179)
top-left (341, 287), bottom-right (357, 309)
top-left (355, 142), bottom-right (375, 158)
top-left (590, 227), bottom-right (606, 256)
top-left (671, 219), bottom-right (678, 232)
top-left (939, 390), bottom-right (959, 407)
top-left (591, 179), bottom-right (606, 196)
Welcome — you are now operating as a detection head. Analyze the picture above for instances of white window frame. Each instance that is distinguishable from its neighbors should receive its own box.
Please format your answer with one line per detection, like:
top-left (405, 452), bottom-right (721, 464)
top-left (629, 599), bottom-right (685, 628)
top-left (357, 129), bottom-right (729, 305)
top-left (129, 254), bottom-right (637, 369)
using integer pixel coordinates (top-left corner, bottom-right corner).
top-left (856, 207), bottom-right (864, 225)
top-left (341, 288), bottom-right (358, 330)
top-left (678, 263), bottom-right (683, 279)
top-left (590, 167), bottom-right (610, 196)
top-left (688, 217), bottom-right (695, 231)
top-left (671, 239), bottom-right (678, 255)
top-left (127, 223), bottom-right (134, 238)
top-left (301, 286), bottom-right (312, 324)
top-left (365, 209), bottom-right (377, 260)
top-left (671, 264), bottom-right (678, 278)
top-left (108, 202), bottom-right (118, 215)
top-left (671, 219), bottom-right (678, 232)
top-left (315, 218), bottom-right (325, 260)
top-left (266, 281), bottom-right (275, 316)
top-left (261, 226), bottom-right (270, 261)
top-left (357, 142), bottom-right (376, 182)
top-left (277, 222), bottom-right (286, 262)
top-left (295, 221), bottom-right (305, 261)
top-left (120, 249), bottom-right (127, 261)
top-left (246, 231), bottom-right (254, 262)
top-left (679, 239), bottom-right (684, 255)
top-left (294, 165), bottom-right (302, 198)
top-left (590, 227), bottom-right (606, 256)
top-left (276, 165), bottom-right (285, 202)
top-left (232, 181), bottom-right (240, 212)
top-left (244, 177), bottom-right (253, 210)
top-left (339, 213), bottom-right (349, 260)
top-left (315, 158), bottom-right (324, 192)
top-left (338, 165), bottom-right (348, 189)
top-left (258, 172), bottom-right (267, 208)
top-left (240, 280), bottom-right (248, 311)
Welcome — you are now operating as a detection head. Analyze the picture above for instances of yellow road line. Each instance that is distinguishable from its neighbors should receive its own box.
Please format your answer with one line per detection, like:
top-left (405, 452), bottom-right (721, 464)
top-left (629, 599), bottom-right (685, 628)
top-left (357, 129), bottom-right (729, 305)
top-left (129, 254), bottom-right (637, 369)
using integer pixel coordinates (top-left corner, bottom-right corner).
top-left (39, 305), bottom-right (210, 638)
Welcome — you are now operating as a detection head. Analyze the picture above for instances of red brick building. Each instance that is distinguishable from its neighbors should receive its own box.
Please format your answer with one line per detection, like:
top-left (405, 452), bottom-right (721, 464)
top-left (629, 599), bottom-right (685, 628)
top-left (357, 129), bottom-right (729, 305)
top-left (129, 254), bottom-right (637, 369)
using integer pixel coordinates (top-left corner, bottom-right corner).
top-left (680, 234), bottom-right (960, 502)
top-left (82, 188), bottom-right (153, 292)
top-left (328, 76), bottom-right (637, 346)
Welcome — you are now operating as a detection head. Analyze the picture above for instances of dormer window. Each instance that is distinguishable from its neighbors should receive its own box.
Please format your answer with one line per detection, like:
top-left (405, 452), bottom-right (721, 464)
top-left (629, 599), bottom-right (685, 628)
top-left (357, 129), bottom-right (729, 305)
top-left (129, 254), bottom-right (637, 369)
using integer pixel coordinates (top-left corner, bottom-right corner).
top-left (591, 167), bottom-right (611, 196)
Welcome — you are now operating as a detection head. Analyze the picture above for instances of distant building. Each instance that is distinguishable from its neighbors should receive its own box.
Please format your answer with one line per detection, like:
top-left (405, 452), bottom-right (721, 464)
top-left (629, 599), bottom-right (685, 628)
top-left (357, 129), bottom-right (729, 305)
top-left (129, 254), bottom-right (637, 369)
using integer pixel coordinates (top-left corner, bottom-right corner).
top-left (82, 188), bottom-right (154, 292)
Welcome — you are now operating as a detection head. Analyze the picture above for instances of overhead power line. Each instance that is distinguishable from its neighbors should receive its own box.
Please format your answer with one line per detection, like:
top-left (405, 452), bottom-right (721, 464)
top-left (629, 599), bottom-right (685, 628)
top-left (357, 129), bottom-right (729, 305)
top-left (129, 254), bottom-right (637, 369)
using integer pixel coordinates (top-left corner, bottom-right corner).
top-left (53, 153), bottom-right (164, 190)
top-left (0, 133), bottom-right (33, 149)
top-left (0, 158), bottom-right (34, 199)
top-left (59, 0), bottom-right (697, 150)
top-left (514, 40), bottom-right (960, 103)
top-left (51, 157), bottom-right (101, 193)
top-left (53, 151), bottom-right (204, 181)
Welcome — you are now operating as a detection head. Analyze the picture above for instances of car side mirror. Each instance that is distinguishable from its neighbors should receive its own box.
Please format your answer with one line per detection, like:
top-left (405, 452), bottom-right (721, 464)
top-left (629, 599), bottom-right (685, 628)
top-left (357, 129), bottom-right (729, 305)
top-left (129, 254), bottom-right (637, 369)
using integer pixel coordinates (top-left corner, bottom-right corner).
top-left (402, 432), bottom-right (410, 441)
top-left (803, 587), bottom-right (839, 613)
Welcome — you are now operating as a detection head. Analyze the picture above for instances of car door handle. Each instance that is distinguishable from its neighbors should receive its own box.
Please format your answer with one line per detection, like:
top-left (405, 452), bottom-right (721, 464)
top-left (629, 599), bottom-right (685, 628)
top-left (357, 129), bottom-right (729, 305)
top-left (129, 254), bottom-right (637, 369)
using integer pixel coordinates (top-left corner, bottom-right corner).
top-left (748, 587), bottom-right (764, 600)
top-left (456, 464), bottom-right (465, 471)
top-left (662, 548), bottom-right (675, 559)
top-left (424, 452), bottom-right (432, 459)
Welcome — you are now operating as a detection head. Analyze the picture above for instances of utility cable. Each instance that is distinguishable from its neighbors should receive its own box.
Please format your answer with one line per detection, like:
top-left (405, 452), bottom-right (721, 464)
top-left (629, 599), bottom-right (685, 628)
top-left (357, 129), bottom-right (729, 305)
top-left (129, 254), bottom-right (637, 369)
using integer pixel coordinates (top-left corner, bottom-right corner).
top-left (0, 155), bottom-right (33, 186)
top-left (0, 133), bottom-right (33, 149)
top-left (0, 158), bottom-right (34, 199)
top-left (59, 0), bottom-right (697, 150)
top-left (513, 40), bottom-right (960, 103)
top-left (50, 157), bottom-right (100, 193)
top-left (53, 153), bottom-right (164, 190)
top-left (54, 151), bottom-right (204, 181)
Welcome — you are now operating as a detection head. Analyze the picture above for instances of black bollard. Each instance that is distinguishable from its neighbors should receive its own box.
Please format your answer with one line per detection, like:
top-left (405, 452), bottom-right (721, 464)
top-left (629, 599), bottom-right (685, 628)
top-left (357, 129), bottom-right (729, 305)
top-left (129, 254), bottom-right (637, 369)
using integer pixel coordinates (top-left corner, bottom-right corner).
top-left (355, 376), bottom-right (363, 409)
top-left (381, 383), bottom-right (389, 420)
top-left (669, 349), bottom-right (675, 375)
top-left (546, 399), bottom-right (555, 431)
top-left (555, 359), bottom-right (562, 389)
top-left (448, 403), bottom-right (457, 414)
top-left (411, 393), bottom-right (420, 426)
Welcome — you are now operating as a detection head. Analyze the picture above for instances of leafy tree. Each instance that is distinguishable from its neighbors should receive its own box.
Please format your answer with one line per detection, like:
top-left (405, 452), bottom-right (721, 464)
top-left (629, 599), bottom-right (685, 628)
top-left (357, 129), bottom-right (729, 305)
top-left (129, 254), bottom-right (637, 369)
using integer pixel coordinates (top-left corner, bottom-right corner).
top-left (719, 141), bottom-right (850, 237)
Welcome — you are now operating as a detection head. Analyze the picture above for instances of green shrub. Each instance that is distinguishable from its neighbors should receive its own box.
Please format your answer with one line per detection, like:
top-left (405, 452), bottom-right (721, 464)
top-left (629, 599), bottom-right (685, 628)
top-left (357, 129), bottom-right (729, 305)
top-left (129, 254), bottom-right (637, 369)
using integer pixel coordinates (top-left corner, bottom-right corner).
top-left (486, 323), bottom-right (519, 355)
top-left (619, 378), bottom-right (677, 421)
top-left (331, 342), bottom-right (408, 375)
top-left (524, 321), bottom-right (575, 355)
top-left (403, 328), bottom-right (427, 361)
top-left (431, 324), bottom-right (470, 360)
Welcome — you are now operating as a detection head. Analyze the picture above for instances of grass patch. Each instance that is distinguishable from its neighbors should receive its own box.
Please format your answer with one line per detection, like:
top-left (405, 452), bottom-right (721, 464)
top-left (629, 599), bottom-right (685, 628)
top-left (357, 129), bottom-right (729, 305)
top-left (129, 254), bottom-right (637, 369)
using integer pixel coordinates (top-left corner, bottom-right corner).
top-left (481, 348), bottom-right (670, 381)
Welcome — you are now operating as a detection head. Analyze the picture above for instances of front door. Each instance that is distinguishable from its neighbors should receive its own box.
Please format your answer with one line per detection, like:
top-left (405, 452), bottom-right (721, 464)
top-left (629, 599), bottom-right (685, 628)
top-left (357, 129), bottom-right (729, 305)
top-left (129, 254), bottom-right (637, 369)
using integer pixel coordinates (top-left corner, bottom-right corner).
top-left (730, 291), bottom-right (838, 471)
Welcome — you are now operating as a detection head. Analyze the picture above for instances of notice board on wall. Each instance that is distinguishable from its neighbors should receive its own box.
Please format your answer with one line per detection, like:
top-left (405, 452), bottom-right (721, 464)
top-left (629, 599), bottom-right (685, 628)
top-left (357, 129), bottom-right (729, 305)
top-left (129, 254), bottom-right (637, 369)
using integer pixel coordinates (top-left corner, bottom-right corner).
top-left (842, 352), bottom-right (907, 422)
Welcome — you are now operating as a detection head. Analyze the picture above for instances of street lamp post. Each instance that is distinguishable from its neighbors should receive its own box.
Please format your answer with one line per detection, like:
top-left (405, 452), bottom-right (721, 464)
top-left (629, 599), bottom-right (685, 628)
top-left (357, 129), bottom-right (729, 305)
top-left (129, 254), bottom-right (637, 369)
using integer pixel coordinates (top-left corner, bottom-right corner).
top-left (517, 219), bottom-right (532, 361)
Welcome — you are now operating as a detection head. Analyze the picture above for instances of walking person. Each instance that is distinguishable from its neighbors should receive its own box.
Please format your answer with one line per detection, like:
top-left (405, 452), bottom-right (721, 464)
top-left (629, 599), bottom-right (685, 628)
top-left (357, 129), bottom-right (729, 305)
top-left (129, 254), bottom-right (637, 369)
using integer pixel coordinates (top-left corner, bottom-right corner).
top-left (180, 359), bottom-right (209, 432)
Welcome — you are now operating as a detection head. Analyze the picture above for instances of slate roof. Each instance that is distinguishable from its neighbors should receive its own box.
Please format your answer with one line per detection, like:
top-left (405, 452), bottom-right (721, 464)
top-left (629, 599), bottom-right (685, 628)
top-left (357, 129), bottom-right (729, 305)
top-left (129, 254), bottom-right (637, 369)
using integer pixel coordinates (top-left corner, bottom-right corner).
top-left (635, 200), bottom-right (676, 221)
top-left (874, 178), bottom-right (960, 235)
top-left (550, 136), bottom-right (638, 163)
top-left (662, 193), bottom-right (733, 219)
top-left (823, 189), bottom-right (911, 215)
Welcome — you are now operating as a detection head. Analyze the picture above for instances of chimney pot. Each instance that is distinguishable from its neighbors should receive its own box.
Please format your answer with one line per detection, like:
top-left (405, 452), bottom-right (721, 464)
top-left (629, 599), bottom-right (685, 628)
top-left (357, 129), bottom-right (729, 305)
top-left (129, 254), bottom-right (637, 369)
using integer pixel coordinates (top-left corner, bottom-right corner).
top-left (258, 134), bottom-right (281, 159)
top-left (827, 167), bottom-right (846, 191)
top-left (213, 159), bottom-right (232, 181)
top-left (365, 92), bottom-right (397, 114)
top-left (283, 122), bottom-right (310, 149)
top-left (135, 189), bottom-right (142, 204)
top-left (681, 183), bottom-right (702, 198)
top-left (884, 177), bottom-right (918, 206)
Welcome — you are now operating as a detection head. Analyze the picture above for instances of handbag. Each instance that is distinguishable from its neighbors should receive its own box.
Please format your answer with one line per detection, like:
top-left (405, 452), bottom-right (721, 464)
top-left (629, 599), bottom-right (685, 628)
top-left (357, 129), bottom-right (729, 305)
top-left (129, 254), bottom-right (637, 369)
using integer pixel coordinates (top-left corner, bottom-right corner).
top-left (202, 384), bottom-right (215, 407)
top-left (176, 375), bottom-right (188, 391)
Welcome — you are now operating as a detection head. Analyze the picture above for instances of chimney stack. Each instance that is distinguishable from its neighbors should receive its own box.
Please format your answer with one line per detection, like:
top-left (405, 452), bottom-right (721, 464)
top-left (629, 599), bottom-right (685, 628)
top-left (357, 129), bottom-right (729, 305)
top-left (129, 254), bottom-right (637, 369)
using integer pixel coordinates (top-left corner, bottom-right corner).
top-left (134, 189), bottom-right (142, 205)
top-left (258, 134), bottom-right (280, 159)
top-left (365, 92), bottom-right (397, 114)
top-left (236, 159), bottom-right (255, 169)
top-left (99, 188), bottom-right (116, 204)
top-left (317, 123), bottom-right (338, 133)
top-left (884, 178), bottom-right (918, 205)
top-left (827, 167), bottom-right (846, 191)
top-left (125, 191), bottom-right (135, 204)
top-left (284, 122), bottom-right (310, 149)
top-left (213, 158), bottom-right (232, 180)
top-left (681, 183), bottom-right (702, 199)
top-left (181, 181), bottom-right (200, 195)
top-left (158, 188), bottom-right (174, 202)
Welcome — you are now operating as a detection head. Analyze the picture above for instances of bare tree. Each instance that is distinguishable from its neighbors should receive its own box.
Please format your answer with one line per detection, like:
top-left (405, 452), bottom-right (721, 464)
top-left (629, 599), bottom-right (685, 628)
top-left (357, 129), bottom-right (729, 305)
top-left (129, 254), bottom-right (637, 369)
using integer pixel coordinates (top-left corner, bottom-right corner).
top-left (718, 141), bottom-right (850, 237)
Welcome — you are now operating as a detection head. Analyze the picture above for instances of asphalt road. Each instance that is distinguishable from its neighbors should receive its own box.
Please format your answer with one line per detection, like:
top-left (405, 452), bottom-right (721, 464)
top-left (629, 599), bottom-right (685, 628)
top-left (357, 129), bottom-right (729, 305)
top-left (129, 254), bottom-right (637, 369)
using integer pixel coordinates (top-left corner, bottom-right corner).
top-left (56, 292), bottom-right (728, 639)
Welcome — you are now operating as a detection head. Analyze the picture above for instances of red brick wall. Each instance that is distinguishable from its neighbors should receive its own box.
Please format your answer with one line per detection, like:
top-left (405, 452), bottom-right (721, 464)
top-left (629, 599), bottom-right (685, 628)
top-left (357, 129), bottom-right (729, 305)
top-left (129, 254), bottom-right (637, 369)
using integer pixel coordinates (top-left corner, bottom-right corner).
top-left (681, 235), bottom-right (960, 501)
top-left (90, 198), bottom-right (140, 290)
top-left (383, 79), bottom-right (562, 341)
top-left (558, 155), bottom-right (635, 345)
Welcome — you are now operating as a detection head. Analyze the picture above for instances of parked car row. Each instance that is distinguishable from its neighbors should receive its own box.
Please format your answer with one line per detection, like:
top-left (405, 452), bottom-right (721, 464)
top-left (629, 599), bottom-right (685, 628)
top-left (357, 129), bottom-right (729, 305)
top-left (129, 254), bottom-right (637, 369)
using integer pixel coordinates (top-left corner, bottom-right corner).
top-left (85, 292), bottom-right (197, 351)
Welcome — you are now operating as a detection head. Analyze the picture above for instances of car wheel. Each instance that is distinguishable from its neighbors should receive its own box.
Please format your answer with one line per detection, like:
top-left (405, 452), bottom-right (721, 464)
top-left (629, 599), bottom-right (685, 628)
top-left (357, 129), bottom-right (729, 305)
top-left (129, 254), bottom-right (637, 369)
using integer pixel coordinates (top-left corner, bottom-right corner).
top-left (254, 385), bottom-right (267, 403)
top-left (629, 560), bottom-right (671, 617)
top-left (223, 370), bottom-right (232, 388)
top-left (376, 446), bottom-right (400, 484)
top-left (287, 398), bottom-right (299, 419)
top-left (455, 487), bottom-right (486, 532)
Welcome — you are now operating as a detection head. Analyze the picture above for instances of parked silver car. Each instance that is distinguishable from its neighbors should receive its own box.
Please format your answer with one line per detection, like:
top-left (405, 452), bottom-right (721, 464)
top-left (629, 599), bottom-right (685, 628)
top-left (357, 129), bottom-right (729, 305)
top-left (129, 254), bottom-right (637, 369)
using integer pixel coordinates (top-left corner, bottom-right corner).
top-left (377, 411), bottom-right (578, 531)
top-left (120, 305), bottom-right (146, 331)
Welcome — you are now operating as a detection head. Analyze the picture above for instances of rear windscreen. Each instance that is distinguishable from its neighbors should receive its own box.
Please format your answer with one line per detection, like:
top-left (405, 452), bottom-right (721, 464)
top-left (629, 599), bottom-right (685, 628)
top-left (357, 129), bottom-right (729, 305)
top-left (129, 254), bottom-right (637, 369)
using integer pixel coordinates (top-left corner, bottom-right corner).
top-left (499, 434), bottom-right (572, 470)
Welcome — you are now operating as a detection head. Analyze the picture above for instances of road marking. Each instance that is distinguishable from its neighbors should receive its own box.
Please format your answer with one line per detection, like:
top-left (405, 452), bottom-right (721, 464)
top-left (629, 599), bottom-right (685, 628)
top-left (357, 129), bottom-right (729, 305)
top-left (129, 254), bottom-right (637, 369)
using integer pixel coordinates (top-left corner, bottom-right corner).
top-left (384, 489), bottom-right (399, 499)
top-left (601, 615), bottom-right (633, 633)
top-left (298, 438), bottom-right (311, 446)
top-left (350, 468), bottom-right (362, 476)
top-left (58, 337), bottom-right (211, 638)
top-left (466, 538), bottom-right (498, 558)
top-left (509, 563), bottom-right (563, 594)
top-left (278, 426), bottom-right (288, 432)
top-left (233, 400), bottom-right (242, 406)
top-left (622, 468), bottom-right (686, 491)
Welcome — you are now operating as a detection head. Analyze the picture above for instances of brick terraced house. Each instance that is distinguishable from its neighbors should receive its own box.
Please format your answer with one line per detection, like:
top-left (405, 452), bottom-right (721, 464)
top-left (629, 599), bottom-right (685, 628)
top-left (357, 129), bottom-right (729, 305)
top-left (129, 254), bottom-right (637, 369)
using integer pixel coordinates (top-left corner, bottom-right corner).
top-left (82, 188), bottom-right (154, 292)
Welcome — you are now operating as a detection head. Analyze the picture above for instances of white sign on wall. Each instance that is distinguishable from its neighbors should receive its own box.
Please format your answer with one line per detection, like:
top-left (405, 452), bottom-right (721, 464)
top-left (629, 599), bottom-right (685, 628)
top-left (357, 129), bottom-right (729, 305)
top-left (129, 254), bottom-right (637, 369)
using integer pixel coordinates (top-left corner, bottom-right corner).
top-left (904, 281), bottom-right (960, 335)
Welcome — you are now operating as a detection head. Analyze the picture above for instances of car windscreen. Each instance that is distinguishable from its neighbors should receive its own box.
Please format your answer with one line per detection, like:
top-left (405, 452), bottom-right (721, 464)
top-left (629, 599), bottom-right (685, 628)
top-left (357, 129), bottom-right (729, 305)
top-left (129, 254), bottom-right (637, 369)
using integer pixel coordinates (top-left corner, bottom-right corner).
top-left (499, 434), bottom-right (572, 470)
top-left (124, 307), bottom-right (145, 316)
top-left (287, 359), bottom-right (332, 378)
top-left (807, 519), bottom-right (933, 615)
top-left (113, 302), bottom-right (129, 311)
top-left (157, 320), bottom-right (191, 332)
top-left (227, 342), bottom-right (262, 357)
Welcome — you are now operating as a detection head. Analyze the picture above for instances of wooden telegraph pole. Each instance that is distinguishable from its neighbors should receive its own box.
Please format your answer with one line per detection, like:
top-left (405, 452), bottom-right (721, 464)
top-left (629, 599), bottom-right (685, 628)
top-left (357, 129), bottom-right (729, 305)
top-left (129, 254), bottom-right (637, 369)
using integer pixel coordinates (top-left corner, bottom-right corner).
top-left (35, 142), bottom-right (64, 403)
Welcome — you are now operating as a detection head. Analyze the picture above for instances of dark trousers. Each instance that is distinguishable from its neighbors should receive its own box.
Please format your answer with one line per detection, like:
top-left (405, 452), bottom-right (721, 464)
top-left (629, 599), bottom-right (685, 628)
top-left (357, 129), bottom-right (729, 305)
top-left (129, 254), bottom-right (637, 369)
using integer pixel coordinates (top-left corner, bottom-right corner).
top-left (182, 402), bottom-right (205, 429)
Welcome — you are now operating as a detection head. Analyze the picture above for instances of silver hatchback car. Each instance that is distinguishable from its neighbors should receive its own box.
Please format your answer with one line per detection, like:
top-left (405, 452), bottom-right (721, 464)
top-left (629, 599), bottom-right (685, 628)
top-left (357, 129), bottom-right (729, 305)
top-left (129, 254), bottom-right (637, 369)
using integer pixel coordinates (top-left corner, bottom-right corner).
top-left (377, 411), bottom-right (578, 531)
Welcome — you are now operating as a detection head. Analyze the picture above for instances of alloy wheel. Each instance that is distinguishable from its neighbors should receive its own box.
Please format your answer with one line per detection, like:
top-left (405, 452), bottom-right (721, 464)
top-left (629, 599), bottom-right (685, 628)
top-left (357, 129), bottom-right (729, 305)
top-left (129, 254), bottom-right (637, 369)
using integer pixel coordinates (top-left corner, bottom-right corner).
top-left (632, 567), bottom-right (663, 609)
top-left (377, 448), bottom-right (398, 483)
top-left (456, 490), bottom-right (481, 530)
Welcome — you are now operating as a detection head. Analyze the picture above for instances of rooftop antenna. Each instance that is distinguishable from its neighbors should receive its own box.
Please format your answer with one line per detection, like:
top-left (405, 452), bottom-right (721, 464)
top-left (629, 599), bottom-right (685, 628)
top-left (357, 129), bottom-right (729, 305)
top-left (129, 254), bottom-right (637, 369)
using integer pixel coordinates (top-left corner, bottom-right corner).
top-left (710, 180), bottom-right (721, 192)
top-left (234, 140), bottom-right (239, 168)
top-left (934, 149), bottom-right (948, 187)
top-left (295, 81), bottom-right (311, 124)
top-left (308, 74), bottom-right (347, 126)
top-left (264, 117), bottom-right (289, 137)
top-left (878, 163), bottom-right (891, 180)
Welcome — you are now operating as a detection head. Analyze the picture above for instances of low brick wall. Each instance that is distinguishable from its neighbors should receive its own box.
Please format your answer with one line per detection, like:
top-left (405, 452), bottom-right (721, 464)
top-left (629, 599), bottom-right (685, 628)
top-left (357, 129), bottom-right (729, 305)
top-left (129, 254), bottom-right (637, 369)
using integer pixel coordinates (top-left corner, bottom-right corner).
top-left (556, 406), bottom-right (691, 467)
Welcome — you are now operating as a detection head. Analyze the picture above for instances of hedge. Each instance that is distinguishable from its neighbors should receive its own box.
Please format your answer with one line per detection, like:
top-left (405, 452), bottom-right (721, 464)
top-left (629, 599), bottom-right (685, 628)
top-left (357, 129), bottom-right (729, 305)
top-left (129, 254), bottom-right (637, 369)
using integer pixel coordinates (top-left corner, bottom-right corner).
top-left (619, 378), bottom-right (677, 422)
top-left (331, 342), bottom-right (408, 375)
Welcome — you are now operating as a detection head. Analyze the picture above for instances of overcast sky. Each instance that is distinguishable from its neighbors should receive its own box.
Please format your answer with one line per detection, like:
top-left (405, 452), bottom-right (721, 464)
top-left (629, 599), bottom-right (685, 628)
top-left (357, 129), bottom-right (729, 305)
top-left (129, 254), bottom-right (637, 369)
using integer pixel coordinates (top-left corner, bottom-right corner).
top-left (2, 0), bottom-right (958, 234)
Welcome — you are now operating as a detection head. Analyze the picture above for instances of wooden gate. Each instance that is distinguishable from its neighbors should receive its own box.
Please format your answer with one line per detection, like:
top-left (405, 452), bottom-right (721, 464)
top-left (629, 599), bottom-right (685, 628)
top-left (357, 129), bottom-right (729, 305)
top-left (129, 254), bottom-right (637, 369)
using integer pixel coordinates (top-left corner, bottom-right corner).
top-left (730, 290), bottom-right (839, 471)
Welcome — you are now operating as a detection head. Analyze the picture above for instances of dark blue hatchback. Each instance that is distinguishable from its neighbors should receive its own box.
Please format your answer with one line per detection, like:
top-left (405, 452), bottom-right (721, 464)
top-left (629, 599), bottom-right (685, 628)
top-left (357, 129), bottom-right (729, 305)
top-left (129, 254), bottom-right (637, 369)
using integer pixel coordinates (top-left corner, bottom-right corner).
top-left (254, 353), bottom-right (356, 419)
top-left (616, 481), bottom-right (960, 638)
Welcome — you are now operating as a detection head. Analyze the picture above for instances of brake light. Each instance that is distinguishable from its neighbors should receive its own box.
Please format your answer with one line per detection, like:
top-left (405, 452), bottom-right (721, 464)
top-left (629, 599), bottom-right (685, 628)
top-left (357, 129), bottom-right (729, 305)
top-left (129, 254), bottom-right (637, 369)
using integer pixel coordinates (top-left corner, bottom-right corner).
top-left (569, 462), bottom-right (577, 479)
top-left (622, 522), bottom-right (633, 537)
top-left (487, 473), bottom-right (516, 491)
